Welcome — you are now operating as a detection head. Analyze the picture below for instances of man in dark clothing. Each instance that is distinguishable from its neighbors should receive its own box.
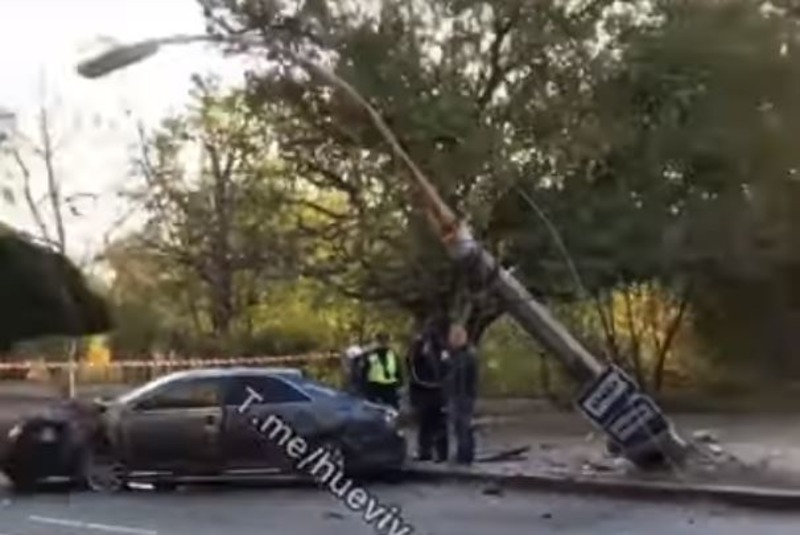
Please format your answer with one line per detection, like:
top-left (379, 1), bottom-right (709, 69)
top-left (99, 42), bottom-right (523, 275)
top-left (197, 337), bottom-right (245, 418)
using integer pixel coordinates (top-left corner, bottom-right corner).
top-left (407, 323), bottom-right (448, 462)
top-left (362, 332), bottom-right (403, 408)
top-left (444, 324), bottom-right (478, 465)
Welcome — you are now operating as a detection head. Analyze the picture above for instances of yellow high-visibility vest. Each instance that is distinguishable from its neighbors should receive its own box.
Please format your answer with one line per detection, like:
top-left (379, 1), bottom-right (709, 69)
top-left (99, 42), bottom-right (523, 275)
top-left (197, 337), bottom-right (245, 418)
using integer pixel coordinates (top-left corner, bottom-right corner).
top-left (366, 350), bottom-right (399, 385)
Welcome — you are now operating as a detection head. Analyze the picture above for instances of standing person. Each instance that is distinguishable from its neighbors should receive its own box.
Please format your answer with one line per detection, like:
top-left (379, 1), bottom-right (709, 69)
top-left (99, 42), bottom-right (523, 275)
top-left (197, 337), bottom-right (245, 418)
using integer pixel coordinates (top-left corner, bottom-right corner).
top-left (362, 332), bottom-right (403, 408)
top-left (444, 323), bottom-right (479, 465)
top-left (407, 321), bottom-right (448, 462)
top-left (342, 343), bottom-right (366, 396)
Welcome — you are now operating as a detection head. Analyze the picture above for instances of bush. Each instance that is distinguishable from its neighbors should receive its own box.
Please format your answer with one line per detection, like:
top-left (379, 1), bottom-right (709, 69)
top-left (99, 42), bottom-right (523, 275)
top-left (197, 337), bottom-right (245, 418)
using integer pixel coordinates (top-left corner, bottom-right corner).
top-left (479, 318), bottom-right (574, 399)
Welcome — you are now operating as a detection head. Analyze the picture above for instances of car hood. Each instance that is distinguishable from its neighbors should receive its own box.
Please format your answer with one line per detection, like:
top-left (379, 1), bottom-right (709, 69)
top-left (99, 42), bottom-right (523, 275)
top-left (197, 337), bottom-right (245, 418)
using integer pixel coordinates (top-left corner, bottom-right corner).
top-left (307, 390), bottom-right (389, 421)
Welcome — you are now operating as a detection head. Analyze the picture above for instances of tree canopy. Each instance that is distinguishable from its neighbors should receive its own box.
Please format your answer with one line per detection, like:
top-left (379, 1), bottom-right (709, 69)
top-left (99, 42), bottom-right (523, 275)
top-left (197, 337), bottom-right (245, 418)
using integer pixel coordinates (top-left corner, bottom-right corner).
top-left (63, 0), bottom-right (800, 393)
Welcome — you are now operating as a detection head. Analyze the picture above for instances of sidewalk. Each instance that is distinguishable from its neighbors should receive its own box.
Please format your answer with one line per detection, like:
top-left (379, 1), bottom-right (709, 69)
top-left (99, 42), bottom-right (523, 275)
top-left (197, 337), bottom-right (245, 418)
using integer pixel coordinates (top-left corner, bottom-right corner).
top-left (405, 410), bottom-right (800, 508)
top-left (483, 414), bottom-right (800, 484)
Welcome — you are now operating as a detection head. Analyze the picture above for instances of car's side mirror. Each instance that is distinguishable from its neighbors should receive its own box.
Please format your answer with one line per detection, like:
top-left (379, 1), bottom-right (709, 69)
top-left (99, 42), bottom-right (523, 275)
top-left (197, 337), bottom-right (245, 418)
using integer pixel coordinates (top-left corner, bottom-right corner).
top-left (132, 398), bottom-right (155, 412)
top-left (92, 396), bottom-right (110, 413)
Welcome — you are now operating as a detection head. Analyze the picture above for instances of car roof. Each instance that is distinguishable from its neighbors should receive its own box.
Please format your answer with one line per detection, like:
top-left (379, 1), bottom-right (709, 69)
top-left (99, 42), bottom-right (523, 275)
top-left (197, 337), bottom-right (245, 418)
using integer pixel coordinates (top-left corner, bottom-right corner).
top-left (114, 367), bottom-right (306, 405)
top-left (160, 367), bottom-right (304, 381)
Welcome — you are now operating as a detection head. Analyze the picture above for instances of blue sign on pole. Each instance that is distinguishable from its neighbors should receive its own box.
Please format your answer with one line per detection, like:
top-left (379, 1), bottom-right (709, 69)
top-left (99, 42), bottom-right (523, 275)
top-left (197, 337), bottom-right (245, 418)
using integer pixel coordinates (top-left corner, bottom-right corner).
top-left (576, 365), bottom-right (669, 450)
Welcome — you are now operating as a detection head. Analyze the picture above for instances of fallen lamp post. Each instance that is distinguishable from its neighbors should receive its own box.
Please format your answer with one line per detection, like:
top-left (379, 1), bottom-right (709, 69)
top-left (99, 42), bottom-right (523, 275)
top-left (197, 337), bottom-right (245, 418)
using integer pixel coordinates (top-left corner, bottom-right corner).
top-left (76, 33), bottom-right (688, 470)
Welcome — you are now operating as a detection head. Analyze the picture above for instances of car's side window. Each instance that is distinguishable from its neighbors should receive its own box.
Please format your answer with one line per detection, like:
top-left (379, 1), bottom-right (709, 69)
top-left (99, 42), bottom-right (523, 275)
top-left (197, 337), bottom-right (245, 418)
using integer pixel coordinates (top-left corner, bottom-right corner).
top-left (225, 376), bottom-right (311, 407)
top-left (136, 379), bottom-right (221, 411)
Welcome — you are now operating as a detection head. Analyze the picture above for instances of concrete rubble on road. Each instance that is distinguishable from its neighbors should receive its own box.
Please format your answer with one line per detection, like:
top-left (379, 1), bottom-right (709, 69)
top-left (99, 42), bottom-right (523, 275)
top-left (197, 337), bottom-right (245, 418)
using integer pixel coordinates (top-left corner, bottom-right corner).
top-left (407, 408), bottom-right (800, 494)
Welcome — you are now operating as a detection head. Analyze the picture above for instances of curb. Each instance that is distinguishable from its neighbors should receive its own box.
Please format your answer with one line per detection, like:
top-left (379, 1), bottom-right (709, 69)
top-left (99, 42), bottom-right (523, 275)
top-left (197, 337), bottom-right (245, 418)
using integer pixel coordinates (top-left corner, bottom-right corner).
top-left (401, 466), bottom-right (800, 511)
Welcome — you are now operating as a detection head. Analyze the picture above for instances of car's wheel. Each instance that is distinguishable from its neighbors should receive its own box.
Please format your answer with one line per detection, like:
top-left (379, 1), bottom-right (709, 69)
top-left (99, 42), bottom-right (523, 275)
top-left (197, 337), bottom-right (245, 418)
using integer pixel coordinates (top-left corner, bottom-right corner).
top-left (299, 439), bottom-right (348, 483)
top-left (320, 440), bottom-right (347, 474)
top-left (82, 453), bottom-right (127, 493)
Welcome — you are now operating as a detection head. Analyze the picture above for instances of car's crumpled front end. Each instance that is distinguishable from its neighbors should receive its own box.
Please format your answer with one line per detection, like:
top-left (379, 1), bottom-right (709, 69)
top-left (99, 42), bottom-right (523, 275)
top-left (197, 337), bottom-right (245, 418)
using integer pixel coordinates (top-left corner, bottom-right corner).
top-left (337, 401), bottom-right (406, 474)
top-left (1, 416), bottom-right (83, 489)
top-left (262, 375), bottom-right (408, 477)
top-left (1, 399), bottom-right (105, 491)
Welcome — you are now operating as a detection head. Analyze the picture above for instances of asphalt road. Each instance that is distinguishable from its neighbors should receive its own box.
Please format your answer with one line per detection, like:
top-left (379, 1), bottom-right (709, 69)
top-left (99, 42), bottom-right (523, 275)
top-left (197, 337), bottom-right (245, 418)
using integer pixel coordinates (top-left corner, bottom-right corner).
top-left (1, 480), bottom-right (799, 535)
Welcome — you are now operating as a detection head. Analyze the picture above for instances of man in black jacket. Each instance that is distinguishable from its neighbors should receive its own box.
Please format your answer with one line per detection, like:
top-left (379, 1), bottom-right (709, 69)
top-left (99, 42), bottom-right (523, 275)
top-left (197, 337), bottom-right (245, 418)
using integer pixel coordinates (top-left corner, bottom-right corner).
top-left (407, 321), bottom-right (448, 462)
top-left (444, 324), bottom-right (478, 465)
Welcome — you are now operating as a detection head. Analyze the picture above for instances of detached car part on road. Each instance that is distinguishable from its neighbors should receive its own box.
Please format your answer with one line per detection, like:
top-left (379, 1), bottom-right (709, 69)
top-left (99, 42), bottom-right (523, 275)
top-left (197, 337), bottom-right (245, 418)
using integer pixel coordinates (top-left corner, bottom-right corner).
top-left (1, 368), bottom-right (406, 492)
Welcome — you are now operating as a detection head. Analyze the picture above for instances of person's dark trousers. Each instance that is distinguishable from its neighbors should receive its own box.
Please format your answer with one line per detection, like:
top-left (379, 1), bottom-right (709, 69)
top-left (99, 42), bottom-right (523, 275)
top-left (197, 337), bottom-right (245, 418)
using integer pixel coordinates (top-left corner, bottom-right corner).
top-left (415, 400), bottom-right (448, 461)
top-left (365, 383), bottom-right (399, 409)
top-left (450, 399), bottom-right (475, 464)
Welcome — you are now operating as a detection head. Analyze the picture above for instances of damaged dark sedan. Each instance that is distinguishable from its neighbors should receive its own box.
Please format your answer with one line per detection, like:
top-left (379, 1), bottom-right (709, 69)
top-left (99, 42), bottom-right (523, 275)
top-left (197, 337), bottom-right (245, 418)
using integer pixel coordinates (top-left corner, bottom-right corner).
top-left (1, 367), bottom-right (407, 492)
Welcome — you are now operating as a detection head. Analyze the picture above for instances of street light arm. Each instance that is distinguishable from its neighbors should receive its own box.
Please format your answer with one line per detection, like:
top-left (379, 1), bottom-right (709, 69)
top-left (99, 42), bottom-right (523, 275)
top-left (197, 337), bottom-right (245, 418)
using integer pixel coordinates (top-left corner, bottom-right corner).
top-left (282, 52), bottom-right (460, 241)
top-left (76, 34), bottom-right (461, 239)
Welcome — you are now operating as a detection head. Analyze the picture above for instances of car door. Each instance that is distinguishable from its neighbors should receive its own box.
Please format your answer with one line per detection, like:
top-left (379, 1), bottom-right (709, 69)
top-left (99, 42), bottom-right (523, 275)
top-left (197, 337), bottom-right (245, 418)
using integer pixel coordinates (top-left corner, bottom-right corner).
top-left (119, 377), bottom-right (224, 473)
top-left (222, 375), bottom-right (313, 471)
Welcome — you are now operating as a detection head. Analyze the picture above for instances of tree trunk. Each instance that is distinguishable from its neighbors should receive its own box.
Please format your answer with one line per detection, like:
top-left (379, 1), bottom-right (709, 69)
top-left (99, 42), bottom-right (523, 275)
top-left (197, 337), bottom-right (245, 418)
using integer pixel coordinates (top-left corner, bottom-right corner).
top-left (466, 303), bottom-right (503, 346)
top-left (652, 290), bottom-right (690, 394)
top-left (622, 287), bottom-right (646, 389)
top-left (39, 104), bottom-right (66, 254)
top-left (207, 141), bottom-right (235, 340)
top-left (209, 277), bottom-right (234, 338)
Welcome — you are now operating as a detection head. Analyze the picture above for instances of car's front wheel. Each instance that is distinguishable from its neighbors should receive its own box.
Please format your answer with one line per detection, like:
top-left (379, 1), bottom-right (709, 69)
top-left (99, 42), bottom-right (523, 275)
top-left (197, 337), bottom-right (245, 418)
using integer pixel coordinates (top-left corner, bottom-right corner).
top-left (299, 438), bottom-right (349, 481)
top-left (5, 466), bottom-right (38, 493)
top-left (82, 453), bottom-right (127, 493)
top-left (320, 440), bottom-right (347, 474)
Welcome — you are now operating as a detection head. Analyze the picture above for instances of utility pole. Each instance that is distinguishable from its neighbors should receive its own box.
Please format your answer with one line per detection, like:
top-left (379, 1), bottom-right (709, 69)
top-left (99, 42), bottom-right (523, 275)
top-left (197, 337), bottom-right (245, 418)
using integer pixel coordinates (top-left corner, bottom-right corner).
top-left (77, 34), bottom-right (688, 469)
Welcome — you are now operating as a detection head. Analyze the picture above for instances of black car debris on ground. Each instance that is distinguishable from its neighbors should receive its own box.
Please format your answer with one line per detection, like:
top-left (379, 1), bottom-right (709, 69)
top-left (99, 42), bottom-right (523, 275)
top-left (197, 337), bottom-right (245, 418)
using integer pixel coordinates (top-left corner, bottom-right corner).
top-left (0, 367), bottom-right (406, 492)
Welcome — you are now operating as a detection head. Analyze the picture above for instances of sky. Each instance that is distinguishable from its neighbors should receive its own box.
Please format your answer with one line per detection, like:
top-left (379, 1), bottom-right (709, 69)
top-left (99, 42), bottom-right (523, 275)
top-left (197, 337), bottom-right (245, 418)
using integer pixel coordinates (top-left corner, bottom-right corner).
top-left (0, 0), bottom-right (248, 262)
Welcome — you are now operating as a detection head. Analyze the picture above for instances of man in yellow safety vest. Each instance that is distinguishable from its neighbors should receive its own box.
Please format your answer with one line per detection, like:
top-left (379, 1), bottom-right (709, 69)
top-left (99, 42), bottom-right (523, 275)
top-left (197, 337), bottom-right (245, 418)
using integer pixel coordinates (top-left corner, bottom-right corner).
top-left (362, 332), bottom-right (403, 408)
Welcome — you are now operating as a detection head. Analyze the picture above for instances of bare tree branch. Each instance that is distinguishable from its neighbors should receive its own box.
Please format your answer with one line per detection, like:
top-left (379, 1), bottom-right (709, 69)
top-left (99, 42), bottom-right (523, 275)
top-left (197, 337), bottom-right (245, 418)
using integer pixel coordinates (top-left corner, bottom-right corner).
top-left (9, 147), bottom-right (52, 244)
top-left (652, 285), bottom-right (691, 393)
top-left (38, 104), bottom-right (66, 254)
top-left (476, 5), bottom-right (522, 110)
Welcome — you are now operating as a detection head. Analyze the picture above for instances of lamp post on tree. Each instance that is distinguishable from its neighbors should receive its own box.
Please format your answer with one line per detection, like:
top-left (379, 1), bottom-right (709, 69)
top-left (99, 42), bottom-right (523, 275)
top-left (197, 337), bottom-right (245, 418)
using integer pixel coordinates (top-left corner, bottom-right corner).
top-left (76, 33), bottom-right (688, 469)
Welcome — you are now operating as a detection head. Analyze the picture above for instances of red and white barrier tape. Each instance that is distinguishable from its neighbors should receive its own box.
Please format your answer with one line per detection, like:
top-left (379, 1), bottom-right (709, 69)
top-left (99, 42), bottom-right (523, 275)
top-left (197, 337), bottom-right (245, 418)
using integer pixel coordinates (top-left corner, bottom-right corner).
top-left (0, 353), bottom-right (339, 371)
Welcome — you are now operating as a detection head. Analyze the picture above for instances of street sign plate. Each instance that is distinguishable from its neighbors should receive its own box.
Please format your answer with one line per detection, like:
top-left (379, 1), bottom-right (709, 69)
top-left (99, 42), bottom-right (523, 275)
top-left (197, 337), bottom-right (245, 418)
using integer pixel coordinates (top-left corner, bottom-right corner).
top-left (577, 365), bottom-right (669, 450)
top-left (578, 367), bottom-right (634, 420)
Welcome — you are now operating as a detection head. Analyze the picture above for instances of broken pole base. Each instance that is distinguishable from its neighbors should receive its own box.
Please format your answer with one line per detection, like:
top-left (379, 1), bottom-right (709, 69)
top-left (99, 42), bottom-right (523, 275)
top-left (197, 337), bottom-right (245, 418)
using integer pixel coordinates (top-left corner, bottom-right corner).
top-left (617, 427), bottom-right (690, 471)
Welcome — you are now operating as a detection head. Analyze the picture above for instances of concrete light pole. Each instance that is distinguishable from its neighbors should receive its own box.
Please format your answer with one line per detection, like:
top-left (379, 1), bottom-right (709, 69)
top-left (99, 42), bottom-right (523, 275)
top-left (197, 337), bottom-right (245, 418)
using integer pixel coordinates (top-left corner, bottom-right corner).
top-left (77, 33), bottom-right (688, 469)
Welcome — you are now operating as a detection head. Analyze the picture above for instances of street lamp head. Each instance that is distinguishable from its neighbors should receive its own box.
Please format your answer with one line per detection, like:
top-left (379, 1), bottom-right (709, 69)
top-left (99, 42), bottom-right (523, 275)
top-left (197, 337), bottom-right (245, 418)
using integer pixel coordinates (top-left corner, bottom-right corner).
top-left (76, 41), bottom-right (162, 78)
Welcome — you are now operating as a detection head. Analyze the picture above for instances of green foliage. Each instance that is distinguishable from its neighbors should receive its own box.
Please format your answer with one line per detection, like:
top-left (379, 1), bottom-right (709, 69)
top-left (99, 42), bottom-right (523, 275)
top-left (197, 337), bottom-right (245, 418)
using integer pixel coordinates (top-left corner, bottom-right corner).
top-left (597, 0), bottom-right (800, 378)
top-left (479, 317), bottom-right (572, 399)
top-left (201, 0), bottom-right (630, 335)
top-left (483, 0), bottom-right (800, 381)
top-left (94, 0), bottom-right (800, 394)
